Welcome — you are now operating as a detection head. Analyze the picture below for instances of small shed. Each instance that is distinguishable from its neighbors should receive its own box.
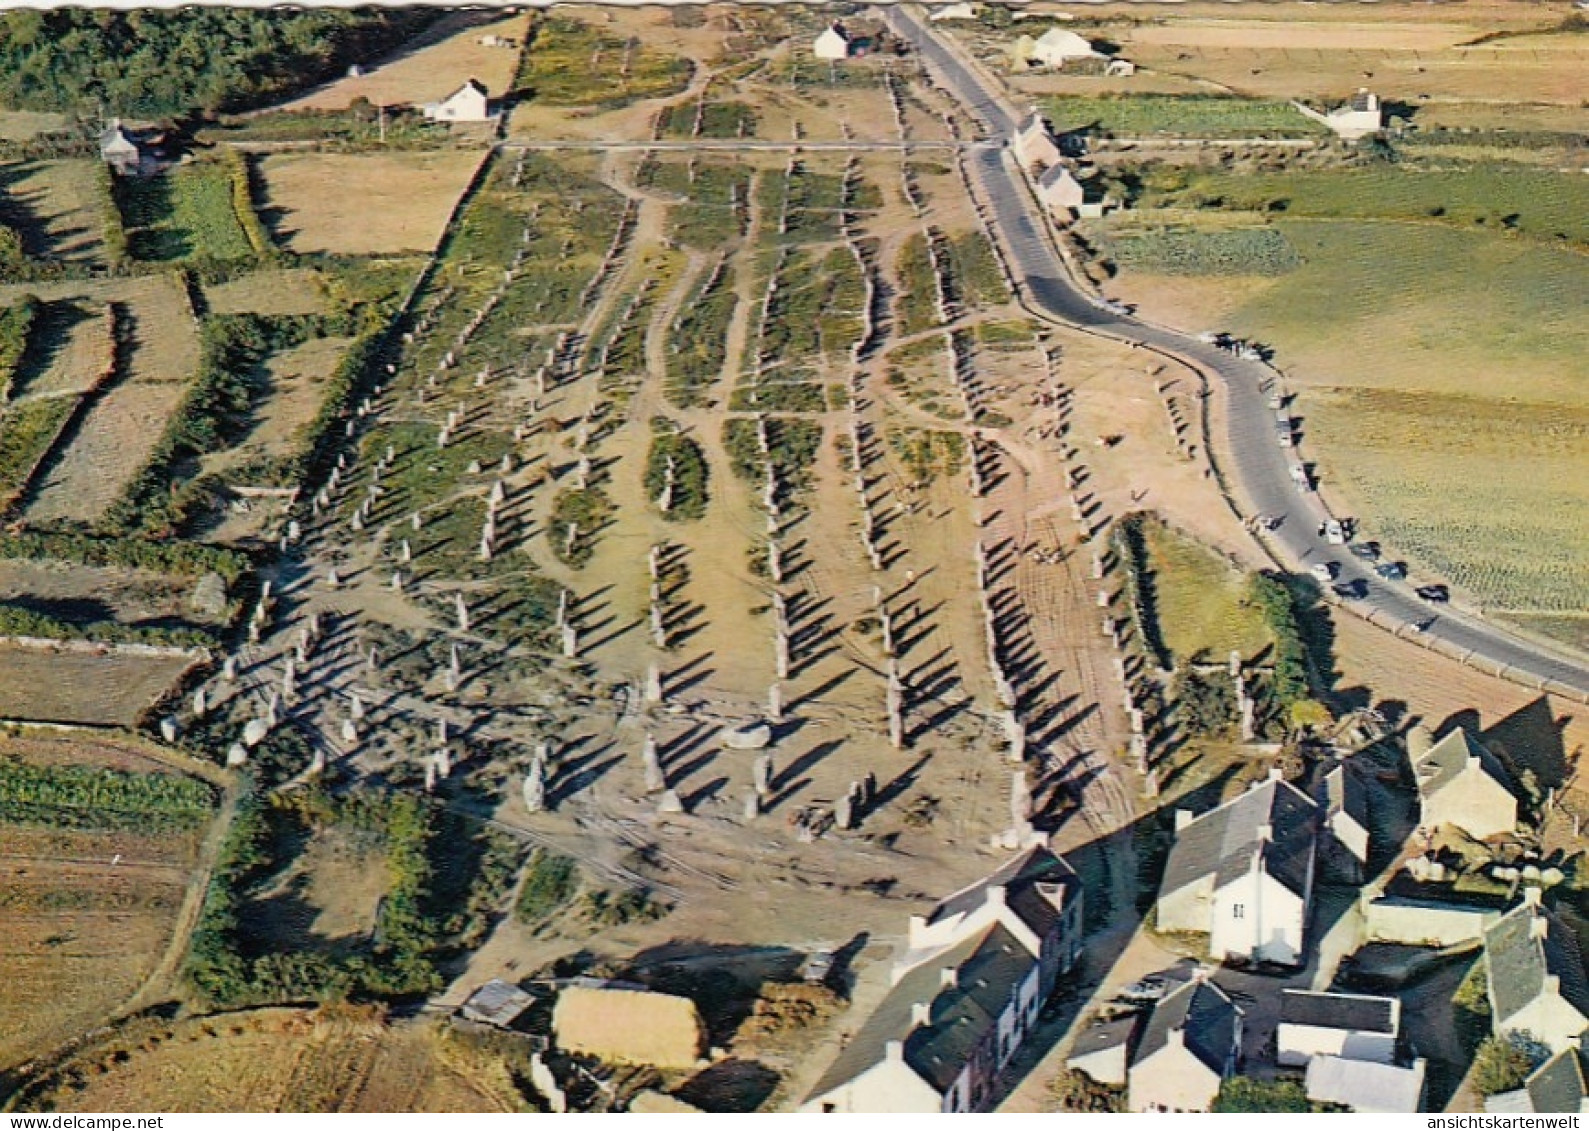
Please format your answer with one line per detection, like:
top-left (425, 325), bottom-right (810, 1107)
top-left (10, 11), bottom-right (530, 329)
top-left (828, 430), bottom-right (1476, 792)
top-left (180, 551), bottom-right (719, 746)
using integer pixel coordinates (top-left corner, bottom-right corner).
top-left (99, 120), bottom-right (144, 176)
top-left (1068, 1014), bottom-right (1140, 1086)
top-left (423, 78), bottom-right (494, 124)
top-left (1105, 58), bottom-right (1137, 77)
top-left (1037, 163), bottom-right (1085, 218)
top-left (459, 979), bottom-right (533, 1029)
top-left (814, 23), bottom-right (852, 61)
top-left (1028, 27), bottom-right (1101, 69)
top-left (553, 985), bottom-right (707, 1069)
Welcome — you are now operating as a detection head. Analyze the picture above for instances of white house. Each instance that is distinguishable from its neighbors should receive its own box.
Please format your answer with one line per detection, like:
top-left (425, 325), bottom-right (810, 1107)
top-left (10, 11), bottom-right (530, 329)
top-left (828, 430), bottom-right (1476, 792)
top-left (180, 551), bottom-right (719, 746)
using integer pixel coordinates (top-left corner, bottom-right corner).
top-left (1105, 58), bottom-right (1137, 77)
top-left (1306, 1055), bottom-right (1426, 1113)
top-left (1277, 990), bottom-right (1400, 1067)
top-left (1155, 770), bottom-right (1318, 966)
top-left (804, 847), bottom-right (1084, 1113)
top-left (1127, 970), bottom-right (1243, 1113)
top-left (814, 23), bottom-right (852, 61)
top-left (1068, 1015), bottom-right (1139, 1086)
top-left (1410, 725), bottom-right (1518, 841)
top-left (1012, 111), bottom-right (1062, 171)
top-left (99, 121), bottom-right (145, 177)
top-left (1027, 27), bottom-right (1102, 69)
top-left (1036, 164), bottom-right (1085, 219)
top-left (423, 78), bottom-right (494, 124)
top-left (929, 2), bottom-right (981, 21)
top-left (1484, 891), bottom-right (1589, 1054)
top-left (1292, 89), bottom-right (1383, 140)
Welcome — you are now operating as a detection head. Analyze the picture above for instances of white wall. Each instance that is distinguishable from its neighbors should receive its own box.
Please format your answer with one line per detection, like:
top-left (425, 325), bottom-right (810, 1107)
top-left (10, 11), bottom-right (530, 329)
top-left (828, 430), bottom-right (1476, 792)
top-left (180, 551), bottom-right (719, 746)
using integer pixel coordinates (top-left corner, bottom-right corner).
top-left (802, 1058), bottom-right (943, 1113)
top-left (1277, 1024), bottom-right (1397, 1067)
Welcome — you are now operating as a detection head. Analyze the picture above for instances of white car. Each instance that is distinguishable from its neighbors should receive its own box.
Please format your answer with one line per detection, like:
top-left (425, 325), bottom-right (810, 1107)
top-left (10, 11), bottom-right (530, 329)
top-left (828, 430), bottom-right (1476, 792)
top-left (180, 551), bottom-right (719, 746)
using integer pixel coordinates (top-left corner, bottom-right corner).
top-left (1310, 562), bottom-right (1338, 582)
top-left (1323, 520), bottom-right (1346, 545)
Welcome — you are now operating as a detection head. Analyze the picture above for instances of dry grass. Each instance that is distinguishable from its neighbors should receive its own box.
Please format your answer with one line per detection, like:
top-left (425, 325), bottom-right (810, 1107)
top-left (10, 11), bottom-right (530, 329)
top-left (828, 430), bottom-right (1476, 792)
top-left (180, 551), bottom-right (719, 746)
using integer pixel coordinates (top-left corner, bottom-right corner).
top-left (0, 557), bottom-right (231, 631)
top-left (28, 1010), bottom-right (519, 1113)
top-left (1142, 518), bottom-right (1273, 664)
top-left (203, 269), bottom-right (329, 317)
top-left (0, 159), bottom-right (107, 265)
top-left (0, 110), bottom-right (70, 141)
top-left (25, 380), bottom-right (185, 525)
top-left (0, 641), bottom-right (197, 726)
top-left (258, 150), bottom-right (487, 255)
top-left (275, 10), bottom-right (531, 112)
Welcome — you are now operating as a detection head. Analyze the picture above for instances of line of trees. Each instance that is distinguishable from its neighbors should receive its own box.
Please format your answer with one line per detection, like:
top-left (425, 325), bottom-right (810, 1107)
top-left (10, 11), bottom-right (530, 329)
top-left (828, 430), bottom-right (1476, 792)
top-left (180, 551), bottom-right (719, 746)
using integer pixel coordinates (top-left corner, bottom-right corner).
top-left (0, 529), bottom-right (249, 584)
top-left (0, 294), bottom-right (39, 403)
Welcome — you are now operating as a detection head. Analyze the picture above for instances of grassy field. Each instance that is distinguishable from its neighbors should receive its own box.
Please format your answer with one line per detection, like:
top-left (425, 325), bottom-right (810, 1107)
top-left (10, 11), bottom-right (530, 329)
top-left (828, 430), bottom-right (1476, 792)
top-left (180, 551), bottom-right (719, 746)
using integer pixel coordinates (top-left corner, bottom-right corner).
top-left (1088, 222), bottom-right (1302, 276)
top-left (0, 395), bottom-right (75, 510)
top-left (120, 161), bottom-right (254, 263)
top-left (0, 159), bottom-right (107, 265)
top-left (0, 732), bottom-right (214, 1068)
top-left (0, 643), bottom-right (199, 725)
top-left (516, 13), bottom-right (694, 109)
top-left (1142, 517), bottom-right (1274, 664)
top-left (1042, 93), bottom-right (1320, 137)
top-left (1143, 167), bottom-right (1589, 247)
top-left (257, 151), bottom-right (486, 255)
top-left (204, 269), bottom-right (329, 316)
top-left (18, 1009), bottom-right (521, 1112)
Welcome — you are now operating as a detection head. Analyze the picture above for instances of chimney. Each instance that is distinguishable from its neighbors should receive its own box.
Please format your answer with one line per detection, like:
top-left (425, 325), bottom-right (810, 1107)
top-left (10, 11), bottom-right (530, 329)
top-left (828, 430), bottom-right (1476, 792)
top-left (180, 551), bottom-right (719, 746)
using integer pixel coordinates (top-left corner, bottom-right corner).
top-left (1267, 766), bottom-right (1284, 782)
top-left (986, 883), bottom-right (1008, 907)
top-left (940, 967), bottom-right (958, 990)
top-left (885, 1039), bottom-right (904, 1062)
top-left (1531, 914), bottom-right (1550, 941)
top-left (911, 1002), bottom-right (932, 1028)
top-left (1257, 824), bottom-right (1273, 843)
top-left (1523, 886), bottom-right (1543, 909)
top-left (1175, 809), bottom-right (1195, 833)
top-left (1544, 975), bottom-right (1561, 998)
top-left (1466, 754), bottom-right (1481, 773)
top-left (1166, 1026), bottom-right (1185, 1047)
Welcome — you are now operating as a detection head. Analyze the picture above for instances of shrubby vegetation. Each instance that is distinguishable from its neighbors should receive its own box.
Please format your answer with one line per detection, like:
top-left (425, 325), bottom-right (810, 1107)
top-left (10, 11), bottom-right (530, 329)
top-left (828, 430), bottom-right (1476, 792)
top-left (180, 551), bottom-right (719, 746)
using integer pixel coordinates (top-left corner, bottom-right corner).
top-left (0, 9), bottom-right (438, 117)
top-left (0, 293), bottom-right (39, 402)
top-left (722, 416), bottom-right (823, 495)
top-left (643, 418), bottom-right (709, 521)
top-left (1102, 226), bottom-right (1302, 276)
top-left (514, 14), bottom-right (693, 110)
top-left (1246, 572), bottom-right (1312, 715)
top-left (549, 486), bottom-right (614, 568)
top-left (0, 601), bottom-right (217, 648)
top-left (0, 396), bottom-right (73, 510)
top-left (515, 848), bottom-right (579, 923)
top-left (0, 755), bottom-right (215, 833)
top-left (1212, 1077), bottom-right (1316, 1112)
top-left (0, 529), bottom-right (249, 583)
top-left (1471, 1034), bottom-right (1548, 1097)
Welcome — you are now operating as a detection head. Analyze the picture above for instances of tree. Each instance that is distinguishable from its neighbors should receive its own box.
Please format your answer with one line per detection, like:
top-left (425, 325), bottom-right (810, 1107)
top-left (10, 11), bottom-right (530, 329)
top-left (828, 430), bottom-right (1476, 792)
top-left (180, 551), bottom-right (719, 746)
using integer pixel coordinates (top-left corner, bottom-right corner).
top-left (1471, 1034), bottom-right (1547, 1096)
top-left (1176, 669), bottom-right (1238, 738)
top-left (1212, 1077), bottom-right (1312, 1113)
top-left (1050, 1069), bottom-right (1124, 1113)
top-left (1287, 698), bottom-right (1333, 732)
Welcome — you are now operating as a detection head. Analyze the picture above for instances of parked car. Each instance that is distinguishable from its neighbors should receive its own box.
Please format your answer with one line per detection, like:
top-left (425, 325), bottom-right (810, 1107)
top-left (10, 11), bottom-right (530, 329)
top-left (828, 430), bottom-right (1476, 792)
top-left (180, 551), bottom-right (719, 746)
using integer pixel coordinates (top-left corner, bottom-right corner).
top-left (1276, 426), bottom-right (1294, 447)
top-left (1416, 584), bottom-right (1450, 603)
top-left (1333, 579), bottom-right (1368, 600)
top-left (1310, 562), bottom-right (1339, 582)
top-left (1350, 541), bottom-right (1382, 561)
top-left (1323, 519), bottom-right (1347, 545)
top-left (1375, 561), bottom-right (1407, 580)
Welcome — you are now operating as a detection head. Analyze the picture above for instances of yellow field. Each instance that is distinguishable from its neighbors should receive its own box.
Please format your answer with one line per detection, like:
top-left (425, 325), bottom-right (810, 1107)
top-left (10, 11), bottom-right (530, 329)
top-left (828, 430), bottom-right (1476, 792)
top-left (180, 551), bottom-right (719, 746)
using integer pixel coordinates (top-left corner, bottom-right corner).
top-left (257, 151), bottom-right (487, 255)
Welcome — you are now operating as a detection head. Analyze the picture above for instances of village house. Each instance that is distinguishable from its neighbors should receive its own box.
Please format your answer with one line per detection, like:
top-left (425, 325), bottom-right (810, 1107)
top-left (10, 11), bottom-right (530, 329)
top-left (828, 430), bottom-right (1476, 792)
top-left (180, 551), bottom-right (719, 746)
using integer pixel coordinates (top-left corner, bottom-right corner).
top-left (1036, 164), bottom-right (1085, 220)
top-left (1305, 1055), bottom-right (1427, 1113)
top-left (1015, 27), bottom-right (1103, 70)
top-left (813, 22), bottom-right (852, 61)
top-left (802, 846), bottom-right (1084, 1113)
top-left (1277, 989), bottom-right (1400, 1067)
top-left (1155, 770), bottom-right (1318, 966)
top-left (422, 78), bottom-right (494, 124)
top-left (1487, 1046), bottom-right (1589, 1114)
top-left (929, 2), bottom-right (981, 21)
top-left (1012, 111), bottom-right (1062, 171)
top-left (98, 120), bottom-right (164, 177)
top-left (1319, 763), bottom-right (1371, 883)
top-left (458, 979), bottom-right (533, 1029)
top-left (1484, 892), bottom-right (1589, 1053)
top-left (1410, 725), bottom-right (1518, 841)
top-left (1292, 88), bottom-right (1384, 140)
top-left (1127, 970), bottom-right (1243, 1113)
top-left (1067, 1014), bottom-right (1140, 1087)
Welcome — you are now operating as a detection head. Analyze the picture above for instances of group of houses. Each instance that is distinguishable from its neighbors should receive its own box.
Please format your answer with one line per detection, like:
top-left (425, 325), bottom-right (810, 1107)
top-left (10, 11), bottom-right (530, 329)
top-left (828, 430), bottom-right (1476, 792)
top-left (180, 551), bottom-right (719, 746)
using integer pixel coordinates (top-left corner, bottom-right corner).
top-left (1011, 111), bottom-right (1098, 221)
top-left (1010, 26), bottom-right (1135, 76)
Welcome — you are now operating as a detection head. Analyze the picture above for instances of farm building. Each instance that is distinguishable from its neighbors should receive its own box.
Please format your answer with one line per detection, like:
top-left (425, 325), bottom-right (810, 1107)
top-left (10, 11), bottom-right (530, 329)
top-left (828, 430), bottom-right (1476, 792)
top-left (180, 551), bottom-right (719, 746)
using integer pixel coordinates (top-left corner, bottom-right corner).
top-left (99, 120), bottom-right (163, 177)
top-left (814, 23), bottom-right (852, 61)
top-left (1012, 111), bottom-right (1062, 170)
top-left (1105, 58), bottom-right (1137, 77)
top-left (1036, 164), bottom-right (1085, 219)
top-left (929, 2), bottom-right (981, 21)
top-left (1305, 1055), bottom-right (1426, 1113)
top-left (1409, 725), bottom-right (1518, 841)
top-left (422, 78), bottom-right (494, 123)
top-left (1487, 1046), bottom-right (1589, 1114)
top-left (1318, 764), bottom-right (1371, 882)
top-left (1067, 1014), bottom-right (1140, 1086)
top-left (1155, 770), bottom-right (1319, 966)
top-left (552, 985), bottom-right (707, 1069)
top-left (1277, 990), bottom-right (1399, 1068)
top-left (458, 979), bottom-right (533, 1029)
top-left (1014, 27), bottom-right (1102, 70)
top-left (1127, 969), bottom-right (1243, 1113)
top-left (1483, 891), bottom-right (1589, 1054)
top-left (802, 846), bottom-right (1083, 1113)
top-left (1292, 88), bottom-right (1383, 140)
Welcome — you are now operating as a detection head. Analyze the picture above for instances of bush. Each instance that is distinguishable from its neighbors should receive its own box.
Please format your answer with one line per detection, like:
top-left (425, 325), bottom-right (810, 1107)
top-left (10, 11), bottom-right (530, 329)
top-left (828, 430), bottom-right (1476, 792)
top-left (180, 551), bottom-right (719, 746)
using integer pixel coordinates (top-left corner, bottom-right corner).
top-left (1247, 572), bottom-right (1310, 711)
top-left (1472, 1034), bottom-right (1547, 1096)
top-left (1105, 226), bottom-right (1302, 277)
top-left (1212, 1077), bottom-right (1313, 1113)
top-left (0, 755), bottom-right (215, 833)
top-left (1175, 669), bottom-right (1238, 738)
top-left (0, 293), bottom-right (39, 402)
top-left (1050, 1069), bottom-right (1124, 1113)
top-left (516, 849), bottom-right (579, 923)
top-left (644, 420), bottom-right (709, 521)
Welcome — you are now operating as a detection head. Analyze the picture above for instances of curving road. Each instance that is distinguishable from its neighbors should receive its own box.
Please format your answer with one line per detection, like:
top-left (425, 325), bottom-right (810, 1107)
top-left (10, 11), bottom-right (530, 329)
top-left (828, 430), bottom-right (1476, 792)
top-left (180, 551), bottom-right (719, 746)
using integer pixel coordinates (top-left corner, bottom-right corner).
top-left (886, 5), bottom-right (1589, 701)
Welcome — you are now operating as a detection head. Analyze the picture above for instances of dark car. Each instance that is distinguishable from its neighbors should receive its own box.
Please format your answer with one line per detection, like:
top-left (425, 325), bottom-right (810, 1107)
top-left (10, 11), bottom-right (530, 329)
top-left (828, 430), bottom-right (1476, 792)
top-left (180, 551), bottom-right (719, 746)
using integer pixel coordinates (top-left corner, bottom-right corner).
top-left (1416, 584), bottom-right (1450, 603)
top-left (1349, 542), bottom-right (1381, 562)
top-left (1375, 561), bottom-right (1407, 581)
top-left (1333, 579), bottom-right (1368, 600)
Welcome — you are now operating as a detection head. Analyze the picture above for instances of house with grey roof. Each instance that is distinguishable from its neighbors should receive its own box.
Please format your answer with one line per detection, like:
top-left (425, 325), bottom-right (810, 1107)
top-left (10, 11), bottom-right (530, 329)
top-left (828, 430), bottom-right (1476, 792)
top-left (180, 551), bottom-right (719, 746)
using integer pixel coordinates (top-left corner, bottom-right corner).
top-left (802, 846), bottom-right (1083, 1112)
top-left (1319, 763), bottom-right (1371, 882)
top-left (1306, 1054), bottom-right (1426, 1113)
top-left (1067, 1014), bottom-right (1140, 1087)
top-left (1410, 725), bottom-right (1518, 841)
top-left (1487, 1045), bottom-right (1589, 1114)
top-left (1277, 989), bottom-right (1399, 1067)
top-left (1155, 770), bottom-right (1318, 966)
top-left (1036, 163), bottom-right (1085, 220)
top-left (458, 978), bottom-right (532, 1029)
top-left (1484, 891), bottom-right (1589, 1053)
top-left (1012, 110), bottom-right (1062, 171)
top-left (1127, 969), bottom-right (1243, 1112)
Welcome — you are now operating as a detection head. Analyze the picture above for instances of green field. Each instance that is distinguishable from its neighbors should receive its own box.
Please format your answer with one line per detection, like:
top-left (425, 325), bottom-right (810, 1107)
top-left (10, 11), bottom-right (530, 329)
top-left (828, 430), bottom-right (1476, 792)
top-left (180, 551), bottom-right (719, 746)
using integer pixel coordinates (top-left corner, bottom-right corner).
top-left (1088, 223), bottom-right (1301, 276)
top-left (1043, 93), bottom-right (1319, 138)
top-left (515, 15), bottom-right (693, 109)
top-left (1142, 167), bottom-right (1589, 247)
top-left (1143, 518), bottom-right (1274, 664)
top-left (119, 162), bottom-right (254, 263)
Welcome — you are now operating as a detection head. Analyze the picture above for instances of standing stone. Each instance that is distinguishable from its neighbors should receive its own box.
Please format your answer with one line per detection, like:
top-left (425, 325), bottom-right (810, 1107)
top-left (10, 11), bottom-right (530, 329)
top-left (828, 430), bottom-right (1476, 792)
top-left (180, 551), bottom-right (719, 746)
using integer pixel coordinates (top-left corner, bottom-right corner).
top-left (455, 592), bottom-right (470, 633)
top-left (753, 753), bottom-right (774, 798)
top-left (767, 683), bottom-right (783, 723)
top-left (642, 734), bottom-right (665, 793)
top-left (399, 539), bottom-right (412, 564)
top-left (222, 656), bottom-right (238, 682)
top-left (341, 718), bottom-right (359, 746)
top-left (644, 663), bottom-right (664, 704)
top-left (1003, 710), bottom-right (1026, 762)
top-left (742, 790), bottom-right (761, 821)
top-left (835, 791), bottom-right (855, 831)
top-left (560, 623), bottom-right (578, 659)
top-left (523, 755), bottom-right (547, 814)
top-left (191, 688), bottom-right (208, 718)
top-left (159, 716), bottom-right (179, 744)
top-left (436, 717), bottom-right (450, 746)
top-left (325, 567), bottom-right (341, 589)
top-left (657, 788), bottom-right (686, 815)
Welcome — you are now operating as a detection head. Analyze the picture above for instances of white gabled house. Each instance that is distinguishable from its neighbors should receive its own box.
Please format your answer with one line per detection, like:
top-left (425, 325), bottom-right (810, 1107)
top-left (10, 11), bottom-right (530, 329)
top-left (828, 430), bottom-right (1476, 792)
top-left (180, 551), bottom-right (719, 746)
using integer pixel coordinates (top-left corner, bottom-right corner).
top-left (1127, 970), bottom-right (1243, 1113)
top-left (1277, 990), bottom-right (1400, 1067)
top-left (1012, 110), bottom-right (1062, 171)
top-left (1155, 770), bottom-right (1318, 966)
top-left (1319, 763), bottom-right (1371, 882)
top-left (1484, 891), bottom-right (1589, 1054)
top-left (1036, 163), bottom-right (1085, 220)
top-left (422, 78), bottom-right (494, 124)
top-left (814, 22), bottom-right (852, 61)
top-left (1410, 725), bottom-right (1518, 841)
top-left (1026, 27), bottom-right (1102, 69)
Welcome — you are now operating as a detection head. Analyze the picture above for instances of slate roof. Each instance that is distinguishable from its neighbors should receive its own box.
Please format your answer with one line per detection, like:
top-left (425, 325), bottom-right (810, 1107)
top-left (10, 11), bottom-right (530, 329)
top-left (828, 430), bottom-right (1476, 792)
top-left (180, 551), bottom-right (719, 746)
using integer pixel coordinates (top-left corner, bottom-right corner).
top-left (1306, 1054), bottom-right (1424, 1113)
top-left (924, 844), bottom-right (1078, 941)
top-left (1160, 777), bottom-right (1318, 901)
top-left (1484, 901), bottom-right (1589, 1026)
top-left (1071, 1015), bottom-right (1140, 1058)
top-left (1324, 764), bottom-right (1368, 831)
top-left (1135, 977), bottom-right (1240, 1076)
top-left (1525, 1048), bottom-right (1589, 1114)
top-left (806, 923), bottom-right (1034, 1103)
top-left (460, 978), bottom-right (532, 1027)
top-left (447, 78), bottom-right (490, 101)
top-left (1280, 990), bottom-right (1397, 1035)
top-left (1414, 728), bottom-right (1513, 800)
top-left (1348, 90), bottom-right (1378, 113)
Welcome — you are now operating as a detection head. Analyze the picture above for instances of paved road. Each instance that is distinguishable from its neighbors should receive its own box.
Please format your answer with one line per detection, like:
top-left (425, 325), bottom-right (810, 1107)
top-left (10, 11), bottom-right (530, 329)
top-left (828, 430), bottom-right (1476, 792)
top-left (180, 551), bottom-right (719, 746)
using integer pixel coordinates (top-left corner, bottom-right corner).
top-left (887, 5), bottom-right (1589, 701)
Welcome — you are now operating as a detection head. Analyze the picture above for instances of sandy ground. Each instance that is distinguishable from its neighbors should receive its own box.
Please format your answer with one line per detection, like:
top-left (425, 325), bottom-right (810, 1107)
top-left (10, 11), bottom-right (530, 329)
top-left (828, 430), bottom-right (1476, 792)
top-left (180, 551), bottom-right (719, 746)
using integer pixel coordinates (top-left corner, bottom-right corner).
top-left (275, 11), bottom-right (531, 113)
top-left (0, 643), bottom-right (198, 726)
top-left (257, 150), bottom-right (488, 256)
